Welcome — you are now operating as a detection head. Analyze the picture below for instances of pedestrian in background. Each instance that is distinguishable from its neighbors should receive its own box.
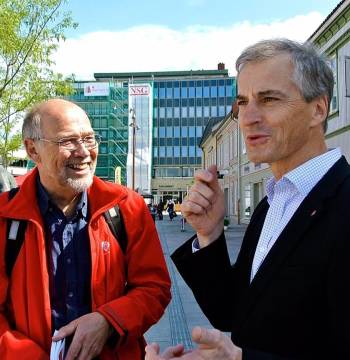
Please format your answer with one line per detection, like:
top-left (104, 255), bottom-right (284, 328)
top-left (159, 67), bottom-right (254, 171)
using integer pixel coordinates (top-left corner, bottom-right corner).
top-left (166, 199), bottom-right (175, 221)
top-left (0, 164), bottom-right (17, 193)
top-left (147, 38), bottom-right (350, 359)
top-left (0, 99), bottom-right (171, 360)
top-left (157, 201), bottom-right (164, 220)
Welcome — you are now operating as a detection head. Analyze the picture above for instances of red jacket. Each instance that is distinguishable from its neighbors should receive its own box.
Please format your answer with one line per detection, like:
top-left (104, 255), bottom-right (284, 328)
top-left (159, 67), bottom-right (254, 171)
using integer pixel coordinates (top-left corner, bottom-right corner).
top-left (0, 169), bottom-right (171, 359)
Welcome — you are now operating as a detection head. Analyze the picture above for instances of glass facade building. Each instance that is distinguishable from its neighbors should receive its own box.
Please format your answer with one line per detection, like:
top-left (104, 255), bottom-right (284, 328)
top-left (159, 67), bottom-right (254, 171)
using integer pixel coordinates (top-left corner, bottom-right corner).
top-left (68, 82), bottom-right (129, 184)
top-left (152, 78), bottom-right (234, 180)
top-left (69, 69), bottom-right (235, 202)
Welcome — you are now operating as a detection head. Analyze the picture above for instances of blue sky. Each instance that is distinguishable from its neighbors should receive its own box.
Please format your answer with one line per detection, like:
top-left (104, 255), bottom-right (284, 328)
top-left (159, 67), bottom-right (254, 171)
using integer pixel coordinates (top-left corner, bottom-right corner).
top-left (63, 0), bottom-right (340, 35)
top-left (54, 0), bottom-right (341, 79)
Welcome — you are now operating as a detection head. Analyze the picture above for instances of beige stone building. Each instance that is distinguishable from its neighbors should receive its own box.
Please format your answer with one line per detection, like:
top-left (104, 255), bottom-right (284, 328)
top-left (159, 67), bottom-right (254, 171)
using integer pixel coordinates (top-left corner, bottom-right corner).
top-left (309, 0), bottom-right (350, 158)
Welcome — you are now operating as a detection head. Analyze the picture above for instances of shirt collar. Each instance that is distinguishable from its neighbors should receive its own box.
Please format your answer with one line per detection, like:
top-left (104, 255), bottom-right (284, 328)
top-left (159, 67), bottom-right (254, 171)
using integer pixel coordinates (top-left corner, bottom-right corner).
top-left (266, 148), bottom-right (342, 202)
top-left (36, 176), bottom-right (88, 219)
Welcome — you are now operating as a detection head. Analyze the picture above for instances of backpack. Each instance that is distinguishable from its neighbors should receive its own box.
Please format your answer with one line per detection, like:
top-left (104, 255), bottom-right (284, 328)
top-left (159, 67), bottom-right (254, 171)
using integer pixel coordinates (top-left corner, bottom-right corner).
top-left (5, 187), bottom-right (127, 278)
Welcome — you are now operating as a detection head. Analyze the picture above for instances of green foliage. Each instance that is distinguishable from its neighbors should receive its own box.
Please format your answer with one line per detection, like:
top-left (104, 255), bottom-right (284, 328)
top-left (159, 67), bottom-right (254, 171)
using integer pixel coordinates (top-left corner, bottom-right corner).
top-left (224, 217), bottom-right (230, 226)
top-left (0, 0), bottom-right (77, 164)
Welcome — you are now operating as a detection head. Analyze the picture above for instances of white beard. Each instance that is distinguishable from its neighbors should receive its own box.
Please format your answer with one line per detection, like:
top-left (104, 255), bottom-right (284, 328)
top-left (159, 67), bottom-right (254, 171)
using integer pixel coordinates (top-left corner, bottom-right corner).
top-left (59, 161), bottom-right (96, 193)
top-left (66, 173), bottom-right (93, 193)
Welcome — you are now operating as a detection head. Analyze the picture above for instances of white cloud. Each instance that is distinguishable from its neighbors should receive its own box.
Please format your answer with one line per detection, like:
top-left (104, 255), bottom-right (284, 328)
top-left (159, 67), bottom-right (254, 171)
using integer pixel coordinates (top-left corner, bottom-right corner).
top-left (53, 12), bottom-right (324, 80)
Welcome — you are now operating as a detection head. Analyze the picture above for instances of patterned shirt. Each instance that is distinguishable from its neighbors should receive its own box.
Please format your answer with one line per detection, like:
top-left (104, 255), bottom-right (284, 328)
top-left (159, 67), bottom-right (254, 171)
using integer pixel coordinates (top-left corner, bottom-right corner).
top-left (36, 178), bottom-right (92, 330)
top-left (250, 148), bottom-right (342, 281)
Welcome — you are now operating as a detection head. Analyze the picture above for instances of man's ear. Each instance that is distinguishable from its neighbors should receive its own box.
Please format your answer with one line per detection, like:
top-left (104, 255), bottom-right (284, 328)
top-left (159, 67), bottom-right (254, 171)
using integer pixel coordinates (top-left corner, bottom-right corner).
top-left (310, 95), bottom-right (328, 128)
top-left (24, 138), bottom-right (41, 163)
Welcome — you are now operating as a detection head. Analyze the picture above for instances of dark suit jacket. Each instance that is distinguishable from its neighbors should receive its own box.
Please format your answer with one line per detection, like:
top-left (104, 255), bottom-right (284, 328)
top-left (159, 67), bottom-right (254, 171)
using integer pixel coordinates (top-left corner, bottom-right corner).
top-left (171, 156), bottom-right (350, 359)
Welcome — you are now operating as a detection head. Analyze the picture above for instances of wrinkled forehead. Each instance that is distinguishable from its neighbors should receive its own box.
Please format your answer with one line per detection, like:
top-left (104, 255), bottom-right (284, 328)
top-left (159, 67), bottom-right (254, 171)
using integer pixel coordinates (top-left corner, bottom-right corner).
top-left (237, 55), bottom-right (296, 92)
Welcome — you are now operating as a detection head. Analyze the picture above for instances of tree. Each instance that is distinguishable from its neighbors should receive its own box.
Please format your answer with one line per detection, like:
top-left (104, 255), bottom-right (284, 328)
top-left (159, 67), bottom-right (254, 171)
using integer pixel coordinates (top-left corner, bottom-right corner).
top-left (0, 0), bottom-right (77, 166)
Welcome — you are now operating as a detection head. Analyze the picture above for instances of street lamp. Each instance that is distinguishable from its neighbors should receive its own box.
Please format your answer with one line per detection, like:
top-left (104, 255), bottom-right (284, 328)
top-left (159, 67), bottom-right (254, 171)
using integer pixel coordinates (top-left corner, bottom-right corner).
top-left (230, 101), bottom-right (241, 225)
top-left (129, 108), bottom-right (139, 191)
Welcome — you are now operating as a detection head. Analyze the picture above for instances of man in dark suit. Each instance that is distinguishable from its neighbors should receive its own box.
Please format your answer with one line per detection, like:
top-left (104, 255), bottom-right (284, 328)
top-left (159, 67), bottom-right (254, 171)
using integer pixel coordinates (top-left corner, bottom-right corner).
top-left (145, 39), bottom-right (350, 359)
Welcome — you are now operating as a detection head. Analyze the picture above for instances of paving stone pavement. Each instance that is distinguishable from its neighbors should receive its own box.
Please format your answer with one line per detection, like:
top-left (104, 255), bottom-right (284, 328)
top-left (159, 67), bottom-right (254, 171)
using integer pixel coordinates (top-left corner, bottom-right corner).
top-left (145, 215), bottom-right (247, 352)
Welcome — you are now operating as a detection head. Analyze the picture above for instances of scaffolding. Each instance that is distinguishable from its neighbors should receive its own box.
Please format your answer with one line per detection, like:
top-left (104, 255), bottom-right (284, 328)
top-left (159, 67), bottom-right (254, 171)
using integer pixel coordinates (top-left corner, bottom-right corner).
top-left (67, 82), bottom-right (129, 184)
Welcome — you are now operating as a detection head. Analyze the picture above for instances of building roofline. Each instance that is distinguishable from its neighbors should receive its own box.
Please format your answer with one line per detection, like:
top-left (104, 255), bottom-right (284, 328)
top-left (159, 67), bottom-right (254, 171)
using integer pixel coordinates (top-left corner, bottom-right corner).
top-left (308, 0), bottom-right (347, 41)
top-left (94, 69), bottom-right (229, 80)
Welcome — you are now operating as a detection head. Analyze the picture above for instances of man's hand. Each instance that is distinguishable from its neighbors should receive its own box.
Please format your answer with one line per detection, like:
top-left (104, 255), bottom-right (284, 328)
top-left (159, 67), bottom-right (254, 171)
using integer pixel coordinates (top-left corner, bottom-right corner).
top-left (52, 312), bottom-right (112, 360)
top-left (189, 326), bottom-right (242, 360)
top-left (181, 164), bottom-right (225, 247)
top-left (145, 327), bottom-right (241, 360)
top-left (145, 343), bottom-right (186, 359)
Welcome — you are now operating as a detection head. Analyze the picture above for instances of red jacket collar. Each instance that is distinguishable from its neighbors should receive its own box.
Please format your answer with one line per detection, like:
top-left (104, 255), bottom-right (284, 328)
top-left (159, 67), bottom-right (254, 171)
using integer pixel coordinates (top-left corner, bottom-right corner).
top-left (0, 167), bottom-right (128, 222)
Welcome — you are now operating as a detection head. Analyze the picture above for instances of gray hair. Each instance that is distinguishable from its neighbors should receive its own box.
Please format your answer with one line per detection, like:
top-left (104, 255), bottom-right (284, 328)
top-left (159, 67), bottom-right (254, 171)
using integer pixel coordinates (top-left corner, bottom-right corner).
top-left (22, 104), bottom-right (43, 140)
top-left (236, 38), bottom-right (334, 132)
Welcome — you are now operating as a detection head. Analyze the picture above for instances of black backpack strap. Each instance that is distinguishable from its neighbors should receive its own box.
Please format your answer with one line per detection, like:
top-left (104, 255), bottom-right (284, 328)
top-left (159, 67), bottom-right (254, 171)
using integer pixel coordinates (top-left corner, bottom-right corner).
top-left (6, 187), bottom-right (27, 278)
top-left (103, 205), bottom-right (127, 254)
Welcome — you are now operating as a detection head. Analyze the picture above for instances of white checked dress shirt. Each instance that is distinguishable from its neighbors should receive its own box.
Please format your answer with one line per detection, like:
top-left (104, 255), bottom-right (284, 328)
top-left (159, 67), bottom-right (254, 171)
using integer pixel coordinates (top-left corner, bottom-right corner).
top-left (250, 148), bottom-right (342, 281)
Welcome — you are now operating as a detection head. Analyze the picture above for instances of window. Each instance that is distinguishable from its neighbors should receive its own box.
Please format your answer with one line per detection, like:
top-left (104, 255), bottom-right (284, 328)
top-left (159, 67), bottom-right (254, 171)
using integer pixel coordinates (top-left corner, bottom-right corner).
top-left (100, 118), bottom-right (107, 128)
top-left (159, 108), bottom-right (165, 118)
top-left (159, 127), bottom-right (165, 137)
top-left (167, 168), bottom-right (181, 177)
top-left (159, 146), bottom-right (165, 157)
top-left (174, 107), bottom-right (180, 118)
top-left (204, 106), bottom-right (210, 117)
top-left (244, 184), bottom-right (251, 217)
top-left (219, 106), bottom-right (225, 116)
top-left (329, 54), bottom-right (338, 113)
top-left (189, 126), bottom-right (195, 137)
top-left (218, 86), bottom-right (225, 97)
top-left (189, 107), bottom-right (195, 117)
top-left (166, 107), bottom-right (172, 118)
top-left (181, 107), bottom-right (188, 118)
top-left (196, 107), bottom-right (202, 118)
top-left (189, 146), bottom-right (195, 156)
top-left (166, 127), bottom-right (173, 137)
top-left (181, 87), bottom-right (188, 98)
top-left (159, 88), bottom-right (165, 99)
top-left (241, 132), bottom-right (246, 154)
top-left (153, 147), bottom-right (158, 157)
top-left (166, 87), bottom-right (172, 98)
top-left (174, 87), bottom-right (180, 98)
top-left (181, 146), bottom-right (188, 157)
top-left (346, 56), bottom-right (350, 97)
top-left (211, 106), bottom-right (217, 117)
top-left (174, 146), bottom-right (180, 156)
top-left (196, 126), bottom-right (203, 137)
top-left (153, 85), bottom-right (158, 99)
top-left (166, 146), bottom-right (173, 157)
top-left (196, 86), bottom-right (202, 97)
top-left (100, 144), bottom-right (107, 154)
top-left (174, 127), bottom-right (180, 137)
top-left (181, 127), bottom-right (188, 137)
top-left (189, 87), bottom-right (195, 98)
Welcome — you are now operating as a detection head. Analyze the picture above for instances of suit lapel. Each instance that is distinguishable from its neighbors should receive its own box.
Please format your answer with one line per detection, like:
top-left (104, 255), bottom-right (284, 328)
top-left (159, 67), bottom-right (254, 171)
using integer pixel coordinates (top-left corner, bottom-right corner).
top-left (235, 197), bottom-right (269, 286)
top-left (237, 156), bottom-right (350, 324)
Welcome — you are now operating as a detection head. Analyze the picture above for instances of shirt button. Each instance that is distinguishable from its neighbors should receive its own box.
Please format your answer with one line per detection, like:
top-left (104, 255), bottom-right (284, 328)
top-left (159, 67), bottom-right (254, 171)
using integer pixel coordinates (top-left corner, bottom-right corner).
top-left (66, 258), bottom-right (72, 264)
top-left (68, 292), bottom-right (74, 298)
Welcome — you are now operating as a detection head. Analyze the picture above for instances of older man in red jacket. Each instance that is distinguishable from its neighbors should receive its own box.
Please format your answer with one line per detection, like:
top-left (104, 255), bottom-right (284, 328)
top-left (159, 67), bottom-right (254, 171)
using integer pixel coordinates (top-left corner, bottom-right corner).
top-left (0, 99), bottom-right (171, 360)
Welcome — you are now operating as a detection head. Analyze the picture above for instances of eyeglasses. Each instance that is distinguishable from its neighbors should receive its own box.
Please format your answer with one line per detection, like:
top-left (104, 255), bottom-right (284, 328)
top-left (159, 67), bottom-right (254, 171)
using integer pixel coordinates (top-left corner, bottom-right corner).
top-left (37, 134), bottom-right (102, 151)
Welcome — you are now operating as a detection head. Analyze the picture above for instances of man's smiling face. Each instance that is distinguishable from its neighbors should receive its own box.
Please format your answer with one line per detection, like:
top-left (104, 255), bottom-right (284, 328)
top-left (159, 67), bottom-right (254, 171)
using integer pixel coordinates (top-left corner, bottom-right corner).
top-left (33, 100), bottom-right (98, 195)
